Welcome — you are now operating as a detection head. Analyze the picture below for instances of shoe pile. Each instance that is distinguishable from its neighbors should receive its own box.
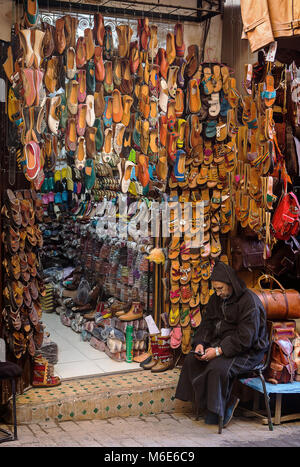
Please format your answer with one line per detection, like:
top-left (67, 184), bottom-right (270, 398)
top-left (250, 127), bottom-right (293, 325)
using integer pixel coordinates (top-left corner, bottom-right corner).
top-left (1, 188), bottom-right (45, 359)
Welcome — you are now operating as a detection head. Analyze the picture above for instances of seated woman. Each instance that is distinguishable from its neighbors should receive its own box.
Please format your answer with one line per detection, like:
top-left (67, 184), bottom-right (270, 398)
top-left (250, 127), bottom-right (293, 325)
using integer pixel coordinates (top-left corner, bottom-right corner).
top-left (175, 261), bottom-right (269, 428)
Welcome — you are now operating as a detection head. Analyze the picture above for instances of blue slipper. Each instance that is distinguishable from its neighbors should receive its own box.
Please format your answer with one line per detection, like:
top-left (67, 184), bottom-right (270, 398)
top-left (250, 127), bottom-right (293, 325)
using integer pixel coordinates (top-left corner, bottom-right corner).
top-left (223, 397), bottom-right (240, 428)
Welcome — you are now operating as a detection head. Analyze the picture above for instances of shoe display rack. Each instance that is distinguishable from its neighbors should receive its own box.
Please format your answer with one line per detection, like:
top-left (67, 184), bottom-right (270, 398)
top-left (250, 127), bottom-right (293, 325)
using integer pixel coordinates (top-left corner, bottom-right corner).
top-left (1, 189), bottom-right (46, 361)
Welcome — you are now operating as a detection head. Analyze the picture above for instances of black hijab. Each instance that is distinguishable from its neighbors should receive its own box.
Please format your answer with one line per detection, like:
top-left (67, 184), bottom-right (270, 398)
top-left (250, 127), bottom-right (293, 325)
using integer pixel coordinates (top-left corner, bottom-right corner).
top-left (211, 261), bottom-right (247, 298)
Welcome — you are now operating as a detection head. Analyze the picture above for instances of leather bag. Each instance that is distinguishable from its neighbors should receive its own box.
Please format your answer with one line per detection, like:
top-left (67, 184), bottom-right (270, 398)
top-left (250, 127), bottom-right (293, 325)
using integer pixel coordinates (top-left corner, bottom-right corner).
top-left (271, 190), bottom-right (300, 241)
top-left (251, 274), bottom-right (300, 319)
top-left (265, 338), bottom-right (297, 384)
top-left (231, 236), bottom-right (265, 271)
top-left (265, 236), bottom-right (300, 277)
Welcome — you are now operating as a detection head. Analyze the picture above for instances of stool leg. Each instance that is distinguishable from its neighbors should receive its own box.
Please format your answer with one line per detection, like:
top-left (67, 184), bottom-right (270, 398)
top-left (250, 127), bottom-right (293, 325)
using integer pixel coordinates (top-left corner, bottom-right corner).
top-left (218, 416), bottom-right (223, 434)
top-left (11, 379), bottom-right (17, 440)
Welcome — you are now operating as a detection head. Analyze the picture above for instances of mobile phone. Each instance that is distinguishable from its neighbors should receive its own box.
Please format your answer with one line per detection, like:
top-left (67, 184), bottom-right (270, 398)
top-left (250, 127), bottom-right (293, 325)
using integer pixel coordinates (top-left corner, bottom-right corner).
top-left (190, 350), bottom-right (204, 357)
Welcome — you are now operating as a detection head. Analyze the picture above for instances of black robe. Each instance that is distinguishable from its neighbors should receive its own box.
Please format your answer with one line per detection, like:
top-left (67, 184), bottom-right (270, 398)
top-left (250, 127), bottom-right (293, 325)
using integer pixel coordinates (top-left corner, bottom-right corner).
top-left (175, 264), bottom-right (269, 418)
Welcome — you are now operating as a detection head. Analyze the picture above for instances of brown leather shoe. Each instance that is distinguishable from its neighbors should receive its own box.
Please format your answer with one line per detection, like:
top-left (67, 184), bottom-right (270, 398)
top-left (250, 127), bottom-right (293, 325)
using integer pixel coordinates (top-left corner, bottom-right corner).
top-left (86, 126), bottom-right (97, 157)
top-left (166, 32), bottom-right (176, 65)
top-left (94, 82), bottom-right (105, 117)
top-left (185, 44), bottom-right (199, 78)
top-left (93, 13), bottom-right (105, 46)
top-left (76, 36), bottom-right (87, 69)
top-left (55, 17), bottom-right (66, 55)
top-left (94, 46), bottom-right (105, 82)
top-left (44, 57), bottom-right (58, 93)
top-left (118, 302), bottom-right (143, 321)
top-left (63, 15), bottom-right (72, 48)
top-left (84, 27), bottom-right (95, 61)
top-left (70, 16), bottom-right (78, 49)
top-left (42, 21), bottom-right (55, 58)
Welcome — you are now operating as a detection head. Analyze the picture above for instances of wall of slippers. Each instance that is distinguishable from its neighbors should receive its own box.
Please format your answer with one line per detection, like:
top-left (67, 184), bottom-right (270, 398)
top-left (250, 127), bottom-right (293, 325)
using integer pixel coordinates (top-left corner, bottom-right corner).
top-left (1, 0), bottom-right (245, 368)
top-left (4, 0), bottom-right (300, 375)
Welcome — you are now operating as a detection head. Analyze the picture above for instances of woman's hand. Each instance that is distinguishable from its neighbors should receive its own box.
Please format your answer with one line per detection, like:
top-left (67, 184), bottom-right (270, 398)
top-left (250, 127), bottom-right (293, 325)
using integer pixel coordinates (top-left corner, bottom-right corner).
top-left (200, 347), bottom-right (217, 362)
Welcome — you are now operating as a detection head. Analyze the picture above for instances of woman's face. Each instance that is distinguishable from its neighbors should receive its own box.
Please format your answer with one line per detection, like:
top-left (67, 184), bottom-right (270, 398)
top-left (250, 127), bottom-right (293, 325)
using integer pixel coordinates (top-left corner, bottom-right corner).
top-left (211, 281), bottom-right (233, 300)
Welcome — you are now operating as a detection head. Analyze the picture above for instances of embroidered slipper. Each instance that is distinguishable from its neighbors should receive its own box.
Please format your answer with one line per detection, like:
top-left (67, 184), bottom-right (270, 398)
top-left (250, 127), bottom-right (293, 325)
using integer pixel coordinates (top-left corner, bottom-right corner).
top-left (180, 306), bottom-right (191, 327)
top-left (180, 241), bottom-right (191, 261)
top-left (211, 211), bottom-right (220, 232)
top-left (181, 285), bottom-right (192, 304)
top-left (203, 141), bottom-right (214, 165)
top-left (171, 260), bottom-right (181, 282)
top-left (180, 262), bottom-right (191, 284)
top-left (170, 285), bottom-right (181, 304)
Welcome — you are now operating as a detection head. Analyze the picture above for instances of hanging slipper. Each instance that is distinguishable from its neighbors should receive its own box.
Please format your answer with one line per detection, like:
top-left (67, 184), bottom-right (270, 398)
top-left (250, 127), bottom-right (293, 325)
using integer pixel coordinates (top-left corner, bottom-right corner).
top-left (170, 285), bottom-right (181, 304)
top-left (170, 325), bottom-right (182, 349)
top-left (180, 306), bottom-right (190, 327)
top-left (207, 166), bottom-right (218, 189)
top-left (227, 77), bottom-right (240, 108)
top-left (180, 262), bottom-right (191, 284)
top-left (189, 306), bottom-right (201, 328)
top-left (200, 232), bottom-right (211, 258)
top-left (240, 193), bottom-right (250, 228)
top-left (169, 303), bottom-right (180, 326)
top-left (211, 189), bottom-right (222, 211)
top-left (180, 240), bottom-right (191, 261)
top-left (203, 141), bottom-right (214, 165)
top-left (189, 282), bottom-right (200, 308)
top-left (202, 66), bottom-right (214, 95)
top-left (168, 235), bottom-right (180, 259)
top-left (212, 65), bottom-right (222, 92)
top-left (208, 93), bottom-right (220, 117)
top-left (191, 260), bottom-right (201, 283)
top-left (210, 232), bottom-right (222, 258)
top-left (181, 324), bottom-right (192, 354)
top-left (221, 66), bottom-right (230, 94)
top-left (200, 280), bottom-right (210, 306)
top-left (248, 198), bottom-right (262, 233)
top-left (216, 122), bottom-right (227, 142)
top-left (261, 73), bottom-right (276, 107)
top-left (180, 284), bottom-right (192, 304)
top-left (171, 260), bottom-right (181, 282)
top-left (201, 258), bottom-right (211, 281)
top-left (197, 166), bottom-right (208, 188)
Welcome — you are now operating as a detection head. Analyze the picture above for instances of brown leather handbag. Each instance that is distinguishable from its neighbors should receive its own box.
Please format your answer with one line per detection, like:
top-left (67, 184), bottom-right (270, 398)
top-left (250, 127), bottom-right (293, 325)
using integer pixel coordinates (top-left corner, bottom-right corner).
top-left (251, 274), bottom-right (300, 319)
top-left (265, 339), bottom-right (297, 384)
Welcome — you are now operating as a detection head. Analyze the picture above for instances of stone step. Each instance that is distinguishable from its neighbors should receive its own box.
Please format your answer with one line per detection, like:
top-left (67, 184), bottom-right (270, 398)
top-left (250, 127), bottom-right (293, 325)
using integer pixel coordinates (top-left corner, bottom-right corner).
top-left (10, 368), bottom-right (192, 424)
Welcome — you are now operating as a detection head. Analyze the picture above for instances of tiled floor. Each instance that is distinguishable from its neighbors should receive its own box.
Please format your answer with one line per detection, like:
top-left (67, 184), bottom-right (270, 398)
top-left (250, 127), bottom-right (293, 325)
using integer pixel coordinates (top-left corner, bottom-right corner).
top-left (42, 312), bottom-right (141, 380)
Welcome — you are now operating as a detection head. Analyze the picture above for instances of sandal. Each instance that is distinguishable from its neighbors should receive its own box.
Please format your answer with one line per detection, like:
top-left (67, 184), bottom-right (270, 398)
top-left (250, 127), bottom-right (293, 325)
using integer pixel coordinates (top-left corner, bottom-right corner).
top-left (180, 306), bottom-right (190, 327)
top-left (189, 306), bottom-right (201, 328)
top-left (171, 260), bottom-right (181, 282)
top-left (181, 324), bottom-right (192, 354)
top-left (170, 285), bottom-right (181, 304)
top-left (169, 303), bottom-right (180, 326)
top-left (180, 262), bottom-right (191, 284)
top-left (168, 235), bottom-right (180, 259)
top-left (210, 232), bottom-right (222, 258)
top-left (181, 284), bottom-right (192, 303)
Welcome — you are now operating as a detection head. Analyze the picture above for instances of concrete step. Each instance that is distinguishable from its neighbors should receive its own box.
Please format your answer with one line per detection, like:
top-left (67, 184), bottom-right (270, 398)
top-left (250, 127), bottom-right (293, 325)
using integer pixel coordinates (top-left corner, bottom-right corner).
top-left (10, 368), bottom-right (192, 424)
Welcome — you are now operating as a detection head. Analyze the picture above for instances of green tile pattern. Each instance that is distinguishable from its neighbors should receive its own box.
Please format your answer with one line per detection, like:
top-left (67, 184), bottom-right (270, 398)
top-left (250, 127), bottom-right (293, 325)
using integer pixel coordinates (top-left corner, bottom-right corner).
top-left (9, 368), bottom-right (192, 424)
